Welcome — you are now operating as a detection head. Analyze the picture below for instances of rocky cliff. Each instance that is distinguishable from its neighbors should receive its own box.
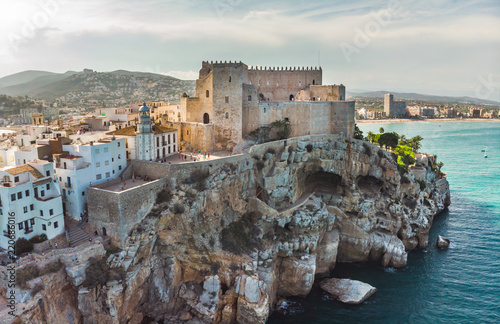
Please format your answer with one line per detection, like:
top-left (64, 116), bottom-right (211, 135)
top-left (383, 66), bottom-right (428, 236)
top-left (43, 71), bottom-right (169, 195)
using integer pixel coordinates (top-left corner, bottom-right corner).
top-left (2, 135), bottom-right (450, 323)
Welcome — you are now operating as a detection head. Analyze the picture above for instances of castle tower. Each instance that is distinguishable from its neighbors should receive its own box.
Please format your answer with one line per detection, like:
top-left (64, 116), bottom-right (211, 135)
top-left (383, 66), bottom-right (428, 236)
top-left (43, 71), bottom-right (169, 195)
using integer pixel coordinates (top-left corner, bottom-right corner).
top-left (136, 102), bottom-right (154, 161)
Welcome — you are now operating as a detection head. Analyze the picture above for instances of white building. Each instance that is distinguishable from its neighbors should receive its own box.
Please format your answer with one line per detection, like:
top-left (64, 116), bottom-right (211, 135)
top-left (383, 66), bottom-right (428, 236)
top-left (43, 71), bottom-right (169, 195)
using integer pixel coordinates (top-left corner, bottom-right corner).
top-left (107, 103), bottom-right (178, 161)
top-left (0, 161), bottom-right (64, 250)
top-left (55, 138), bottom-right (127, 220)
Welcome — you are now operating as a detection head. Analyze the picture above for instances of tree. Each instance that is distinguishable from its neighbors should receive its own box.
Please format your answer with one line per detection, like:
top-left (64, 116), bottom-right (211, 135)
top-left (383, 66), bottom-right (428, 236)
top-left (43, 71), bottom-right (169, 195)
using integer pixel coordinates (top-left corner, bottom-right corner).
top-left (366, 131), bottom-right (375, 143)
top-left (410, 135), bottom-right (423, 152)
top-left (379, 127), bottom-right (385, 134)
top-left (354, 124), bottom-right (363, 140)
top-left (378, 132), bottom-right (399, 150)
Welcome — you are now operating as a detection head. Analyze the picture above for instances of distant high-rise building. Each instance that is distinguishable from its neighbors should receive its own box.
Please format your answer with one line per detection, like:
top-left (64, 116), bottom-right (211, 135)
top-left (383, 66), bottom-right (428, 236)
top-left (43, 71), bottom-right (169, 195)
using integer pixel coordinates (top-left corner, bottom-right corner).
top-left (384, 93), bottom-right (407, 117)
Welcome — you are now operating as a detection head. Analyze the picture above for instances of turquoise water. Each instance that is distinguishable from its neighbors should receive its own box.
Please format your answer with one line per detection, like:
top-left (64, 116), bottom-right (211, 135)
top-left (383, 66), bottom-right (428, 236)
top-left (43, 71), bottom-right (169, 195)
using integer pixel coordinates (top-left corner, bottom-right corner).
top-left (268, 121), bottom-right (500, 323)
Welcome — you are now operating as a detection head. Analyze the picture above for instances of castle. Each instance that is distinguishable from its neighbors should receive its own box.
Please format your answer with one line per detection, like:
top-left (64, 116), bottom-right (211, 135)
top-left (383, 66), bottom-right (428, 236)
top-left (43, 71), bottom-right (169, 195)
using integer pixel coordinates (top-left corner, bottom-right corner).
top-left (161, 61), bottom-right (355, 152)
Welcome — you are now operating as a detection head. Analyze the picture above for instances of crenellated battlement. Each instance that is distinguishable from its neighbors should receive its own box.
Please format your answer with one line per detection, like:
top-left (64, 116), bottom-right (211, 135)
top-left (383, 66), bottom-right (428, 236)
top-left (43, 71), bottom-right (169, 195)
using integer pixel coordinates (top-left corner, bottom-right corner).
top-left (248, 66), bottom-right (321, 72)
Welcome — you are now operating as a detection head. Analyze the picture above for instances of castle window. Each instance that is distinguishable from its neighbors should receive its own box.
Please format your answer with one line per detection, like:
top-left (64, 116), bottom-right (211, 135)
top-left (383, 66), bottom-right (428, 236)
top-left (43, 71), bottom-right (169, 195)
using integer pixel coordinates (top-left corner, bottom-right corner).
top-left (226, 112), bottom-right (229, 119)
top-left (203, 113), bottom-right (210, 124)
top-left (289, 94), bottom-right (294, 101)
top-left (229, 76), bottom-right (232, 82)
top-left (312, 79), bottom-right (316, 85)
top-left (187, 130), bottom-right (190, 135)
top-left (258, 80), bottom-right (261, 86)
top-left (267, 81), bottom-right (269, 86)
top-left (248, 95), bottom-right (252, 101)
top-left (264, 108), bottom-right (266, 113)
top-left (276, 82), bottom-right (279, 86)
top-left (206, 90), bottom-right (210, 98)
top-left (299, 81), bottom-right (302, 86)
top-left (225, 96), bottom-right (229, 103)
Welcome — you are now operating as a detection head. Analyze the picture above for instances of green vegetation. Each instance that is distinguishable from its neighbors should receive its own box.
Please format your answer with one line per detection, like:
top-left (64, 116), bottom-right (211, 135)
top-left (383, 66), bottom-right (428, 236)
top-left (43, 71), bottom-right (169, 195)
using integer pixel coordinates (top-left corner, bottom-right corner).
top-left (249, 119), bottom-right (291, 143)
top-left (378, 132), bottom-right (399, 149)
top-left (394, 145), bottom-right (416, 173)
top-left (29, 234), bottom-right (48, 244)
top-left (15, 238), bottom-right (34, 256)
top-left (16, 261), bottom-right (63, 289)
top-left (186, 169), bottom-right (209, 191)
top-left (354, 124), bottom-right (364, 140)
top-left (220, 212), bottom-right (262, 255)
top-left (82, 257), bottom-right (126, 288)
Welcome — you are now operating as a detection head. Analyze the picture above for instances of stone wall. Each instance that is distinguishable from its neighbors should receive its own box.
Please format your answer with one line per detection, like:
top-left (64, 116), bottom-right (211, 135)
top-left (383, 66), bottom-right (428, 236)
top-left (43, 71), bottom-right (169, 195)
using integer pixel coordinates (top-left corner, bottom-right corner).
top-left (247, 67), bottom-right (322, 101)
top-left (244, 101), bottom-right (355, 138)
top-left (297, 85), bottom-right (346, 101)
top-left (162, 121), bottom-right (215, 152)
top-left (87, 178), bottom-right (168, 247)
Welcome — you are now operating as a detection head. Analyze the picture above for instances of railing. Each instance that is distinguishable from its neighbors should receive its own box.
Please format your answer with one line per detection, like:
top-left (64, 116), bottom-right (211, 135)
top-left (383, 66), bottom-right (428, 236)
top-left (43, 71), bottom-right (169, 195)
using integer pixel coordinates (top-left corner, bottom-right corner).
top-left (65, 182), bottom-right (72, 188)
top-left (24, 228), bottom-right (33, 234)
top-left (3, 230), bottom-right (11, 238)
top-left (1, 181), bottom-right (12, 187)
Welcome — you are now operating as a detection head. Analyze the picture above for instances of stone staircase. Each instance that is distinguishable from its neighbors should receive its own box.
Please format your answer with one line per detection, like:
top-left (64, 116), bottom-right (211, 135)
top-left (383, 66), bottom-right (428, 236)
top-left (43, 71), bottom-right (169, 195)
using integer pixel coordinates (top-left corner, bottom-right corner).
top-left (68, 226), bottom-right (91, 247)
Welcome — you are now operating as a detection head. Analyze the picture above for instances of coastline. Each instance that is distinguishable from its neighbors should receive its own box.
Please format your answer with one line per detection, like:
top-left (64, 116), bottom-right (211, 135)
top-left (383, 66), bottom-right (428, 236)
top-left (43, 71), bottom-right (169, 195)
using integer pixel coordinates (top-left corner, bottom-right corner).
top-left (356, 118), bottom-right (500, 124)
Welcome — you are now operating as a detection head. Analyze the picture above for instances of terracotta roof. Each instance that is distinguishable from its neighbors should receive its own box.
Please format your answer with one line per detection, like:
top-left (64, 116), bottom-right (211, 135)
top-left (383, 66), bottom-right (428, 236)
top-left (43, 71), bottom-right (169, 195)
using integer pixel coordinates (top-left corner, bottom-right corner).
top-left (106, 125), bottom-right (177, 136)
top-left (33, 178), bottom-right (52, 185)
top-left (106, 126), bottom-right (136, 136)
top-left (154, 125), bottom-right (177, 134)
top-left (5, 165), bottom-right (44, 179)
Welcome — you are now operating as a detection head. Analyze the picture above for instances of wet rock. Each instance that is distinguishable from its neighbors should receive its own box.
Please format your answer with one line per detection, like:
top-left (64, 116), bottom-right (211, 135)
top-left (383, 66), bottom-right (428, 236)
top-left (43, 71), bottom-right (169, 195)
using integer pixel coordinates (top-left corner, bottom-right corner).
top-left (436, 235), bottom-right (450, 248)
top-left (320, 278), bottom-right (376, 304)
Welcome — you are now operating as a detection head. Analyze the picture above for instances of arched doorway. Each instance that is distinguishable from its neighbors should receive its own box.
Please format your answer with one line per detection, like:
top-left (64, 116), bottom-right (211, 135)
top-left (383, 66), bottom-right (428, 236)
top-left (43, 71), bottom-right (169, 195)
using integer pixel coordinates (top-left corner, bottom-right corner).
top-left (203, 113), bottom-right (210, 124)
top-left (289, 94), bottom-right (294, 101)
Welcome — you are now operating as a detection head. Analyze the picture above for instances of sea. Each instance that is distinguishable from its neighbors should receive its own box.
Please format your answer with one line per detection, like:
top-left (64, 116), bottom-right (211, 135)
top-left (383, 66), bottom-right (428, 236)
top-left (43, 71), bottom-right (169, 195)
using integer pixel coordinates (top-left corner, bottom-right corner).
top-left (267, 121), bottom-right (500, 324)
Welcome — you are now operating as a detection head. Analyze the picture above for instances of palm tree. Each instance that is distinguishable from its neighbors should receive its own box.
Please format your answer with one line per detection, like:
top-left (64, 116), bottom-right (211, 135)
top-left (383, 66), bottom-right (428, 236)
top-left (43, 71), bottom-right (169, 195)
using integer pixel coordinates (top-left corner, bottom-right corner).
top-left (366, 131), bottom-right (375, 143)
top-left (379, 127), bottom-right (385, 134)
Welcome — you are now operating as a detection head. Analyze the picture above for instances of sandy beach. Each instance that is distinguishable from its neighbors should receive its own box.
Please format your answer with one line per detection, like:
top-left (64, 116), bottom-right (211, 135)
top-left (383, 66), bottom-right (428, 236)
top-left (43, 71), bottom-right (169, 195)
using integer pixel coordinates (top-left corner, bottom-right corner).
top-left (356, 118), bottom-right (500, 124)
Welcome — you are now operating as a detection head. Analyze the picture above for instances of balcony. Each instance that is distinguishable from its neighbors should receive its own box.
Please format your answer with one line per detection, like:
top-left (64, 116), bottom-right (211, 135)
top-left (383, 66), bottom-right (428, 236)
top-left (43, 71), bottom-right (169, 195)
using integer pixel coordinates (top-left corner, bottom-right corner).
top-left (3, 230), bottom-right (12, 238)
top-left (24, 228), bottom-right (34, 234)
top-left (1, 181), bottom-right (12, 188)
top-left (65, 182), bottom-right (72, 188)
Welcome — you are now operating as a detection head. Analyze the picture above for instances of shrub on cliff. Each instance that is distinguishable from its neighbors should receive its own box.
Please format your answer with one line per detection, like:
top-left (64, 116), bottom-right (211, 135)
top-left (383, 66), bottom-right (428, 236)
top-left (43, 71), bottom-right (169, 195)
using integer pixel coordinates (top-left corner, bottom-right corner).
top-left (16, 265), bottom-right (40, 289)
top-left (15, 238), bottom-right (34, 256)
top-left (306, 144), bottom-right (313, 153)
top-left (156, 188), bottom-right (172, 204)
top-left (83, 257), bottom-right (109, 288)
top-left (221, 212), bottom-right (262, 255)
top-left (186, 169), bottom-right (209, 191)
top-left (173, 202), bottom-right (185, 214)
top-left (40, 261), bottom-right (63, 275)
top-left (29, 234), bottom-right (48, 244)
top-left (31, 283), bottom-right (44, 297)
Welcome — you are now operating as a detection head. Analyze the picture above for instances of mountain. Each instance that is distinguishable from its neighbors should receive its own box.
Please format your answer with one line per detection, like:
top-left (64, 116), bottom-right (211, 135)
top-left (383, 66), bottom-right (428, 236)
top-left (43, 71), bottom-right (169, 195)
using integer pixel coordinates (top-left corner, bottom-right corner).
top-left (347, 90), bottom-right (499, 106)
top-left (0, 70), bottom-right (59, 88)
top-left (0, 71), bottom-right (77, 96)
top-left (0, 69), bottom-right (196, 107)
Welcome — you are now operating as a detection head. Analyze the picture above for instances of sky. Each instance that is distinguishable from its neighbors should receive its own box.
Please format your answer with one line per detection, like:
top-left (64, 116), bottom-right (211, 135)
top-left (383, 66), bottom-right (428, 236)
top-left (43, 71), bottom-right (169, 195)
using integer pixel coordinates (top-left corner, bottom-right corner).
top-left (0, 0), bottom-right (499, 100)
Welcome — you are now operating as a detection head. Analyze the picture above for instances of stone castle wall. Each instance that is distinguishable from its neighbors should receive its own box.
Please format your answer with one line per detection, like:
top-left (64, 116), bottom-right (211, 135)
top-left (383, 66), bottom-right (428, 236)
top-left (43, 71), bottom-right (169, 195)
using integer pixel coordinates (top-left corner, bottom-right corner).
top-left (87, 178), bottom-right (168, 247)
top-left (244, 100), bottom-right (355, 138)
top-left (247, 67), bottom-right (322, 101)
top-left (163, 121), bottom-right (215, 152)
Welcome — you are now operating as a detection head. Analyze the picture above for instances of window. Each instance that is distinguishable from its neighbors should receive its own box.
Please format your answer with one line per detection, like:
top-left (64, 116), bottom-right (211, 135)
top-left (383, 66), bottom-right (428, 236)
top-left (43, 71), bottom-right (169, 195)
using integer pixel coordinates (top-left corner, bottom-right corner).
top-left (41, 190), bottom-right (45, 197)
top-left (206, 90), bottom-right (210, 98)
top-left (82, 191), bottom-right (85, 196)
top-left (168, 134), bottom-right (171, 144)
top-left (105, 172), bottom-right (110, 178)
top-left (118, 165), bottom-right (122, 171)
top-left (17, 192), bottom-right (22, 199)
top-left (25, 190), bottom-right (30, 197)
top-left (229, 76), bottom-right (232, 82)
top-left (168, 146), bottom-right (171, 154)
top-left (277, 82), bottom-right (279, 86)
top-left (40, 210), bottom-right (43, 216)
top-left (105, 160), bottom-right (109, 166)
top-left (173, 145), bottom-right (176, 152)
top-left (54, 221), bottom-right (59, 228)
top-left (112, 158), bottom-right (114, 162)
top-left (225, 96), bottom-right (229, 103)
top-left (264, 108), bottom-right (266, 113)
top-left (112, 170), bottom-right (115, 174)
top-left (59, 177), bottom-right (62, 181)
top-left (95, 149), bottom-right (100, 154)
top-left (23, 206), bottom-right (28, 213)
top-left (46, 184), bottom-right (50, 190)
top-left (0, 209), bottom-right (2, 215)
top-left (14, 176), bottom-right (19, 183)
top-left (30, 204), bottom-right (34, 211)
top-left (226, 112), bottom-right (229, 119)
top-left (11, 194), bottom-right (16, 202)
top-left (34, 187), bottom-right (38, 198)
top-left (49, 209), bottom-right (53, 216)
top-left (19, 223), bottom-right (23, 230)
top-left (267, 81), bottom-right (269, 86)
top-left (117, 142), bottom-right (121, 147)
top-left (186, 130), bottom-right (190, 135)
top-left (96, 162), bottom-right (100, 167)
top-left (30, 219), bottom-right (34, 226)
top-left (104, 147), bottom-right (108, 152)
top-left (173, 134), bottom-right (176, 142)
top-left (96, 174), bottom-right (102, 180)
top-left (248, 95), bottom-right (252, 101)
top-left (46, 170), bottom-right (50, 176)
top-left (42, 224), bottom-right (46, 231)
top-left (299, 81), bottom-right (302, 86)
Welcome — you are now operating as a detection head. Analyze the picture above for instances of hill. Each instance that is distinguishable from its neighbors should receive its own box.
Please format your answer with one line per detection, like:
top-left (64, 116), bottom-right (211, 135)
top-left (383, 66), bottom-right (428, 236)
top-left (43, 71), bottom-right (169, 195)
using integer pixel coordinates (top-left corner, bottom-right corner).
top-left (0, 69), bottom-right (196, 107)
top-left (0, 70), bottom-right (59, 88)
top-left (0, 71), bottom-right (77, 96)
top-left (347, 90), bottom-right (499, 106)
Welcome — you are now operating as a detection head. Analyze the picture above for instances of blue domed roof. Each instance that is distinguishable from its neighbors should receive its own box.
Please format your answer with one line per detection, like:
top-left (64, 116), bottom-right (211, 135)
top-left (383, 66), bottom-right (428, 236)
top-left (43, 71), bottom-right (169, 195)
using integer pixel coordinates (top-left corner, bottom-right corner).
top-left (139, 102), bottom-right (149, 112)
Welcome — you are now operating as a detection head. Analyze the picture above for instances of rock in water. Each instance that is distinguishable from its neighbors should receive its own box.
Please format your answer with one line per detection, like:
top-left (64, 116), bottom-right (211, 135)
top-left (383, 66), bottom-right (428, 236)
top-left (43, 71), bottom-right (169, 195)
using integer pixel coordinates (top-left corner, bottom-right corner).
top-left (320, 278), bottom-right (377, 304)
top-left (436, 235), bottom-right (450, 248)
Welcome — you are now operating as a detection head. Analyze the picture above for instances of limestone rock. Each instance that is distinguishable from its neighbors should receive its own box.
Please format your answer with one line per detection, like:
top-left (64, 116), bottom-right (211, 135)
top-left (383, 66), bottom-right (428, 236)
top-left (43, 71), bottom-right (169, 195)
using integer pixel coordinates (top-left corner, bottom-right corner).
top-left (436, 235), bottom-right (450, 248)
top-left (320, 278), bottom-right (376, 304)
